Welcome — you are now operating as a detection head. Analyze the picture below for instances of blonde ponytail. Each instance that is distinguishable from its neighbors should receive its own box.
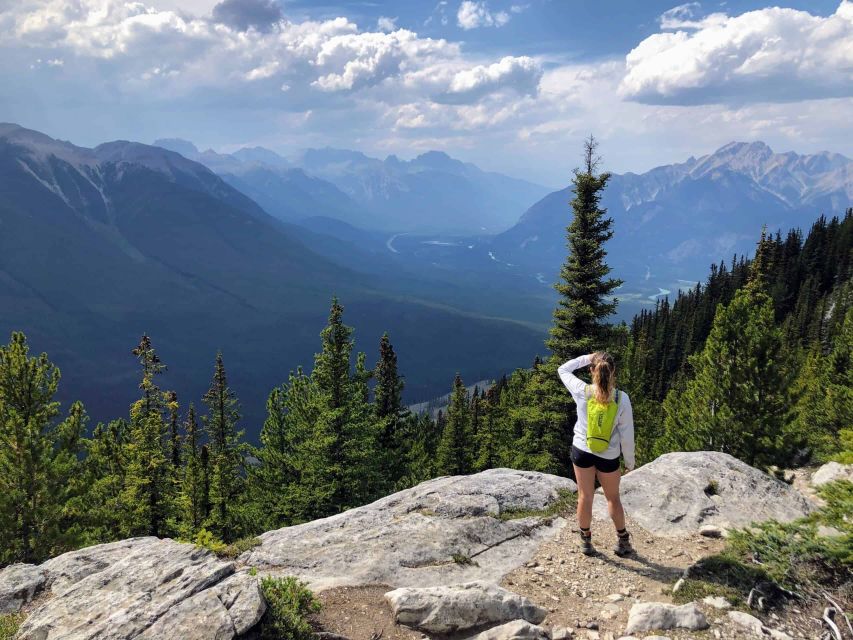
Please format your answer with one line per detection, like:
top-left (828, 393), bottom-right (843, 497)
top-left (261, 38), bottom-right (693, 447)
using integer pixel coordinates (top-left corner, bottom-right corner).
top-left (591, 351), bottom-right (616, 404)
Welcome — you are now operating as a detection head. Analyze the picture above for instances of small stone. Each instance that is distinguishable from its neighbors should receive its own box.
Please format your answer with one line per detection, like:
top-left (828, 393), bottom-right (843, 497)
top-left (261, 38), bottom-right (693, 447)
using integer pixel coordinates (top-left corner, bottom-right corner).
top-left (607, 594), bottom-right (624, 602)
top-left (552, 627), bottom-right (573, 640)
top-left (601, 604), bottom-right (621, 620)
top-left (586, 621), bottom-right (599, 630)
top-left (817, 525), bottom-right (844, 538)
top-left (728, 610), bottom-right (765, 635)
top-left (672, 578), bottom-right (684, 593)
top-left (470, 620), bottom-right (550, 640)
top-left (699, 525), bottom-right (725, 538)
top-left (702, 596), bottom-right (731, 609)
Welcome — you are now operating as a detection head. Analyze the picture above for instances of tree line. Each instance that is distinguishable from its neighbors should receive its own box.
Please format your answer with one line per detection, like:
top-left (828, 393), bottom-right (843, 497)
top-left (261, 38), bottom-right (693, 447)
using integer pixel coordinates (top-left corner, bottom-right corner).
top-left (1, 137), bottom-right (850, 566)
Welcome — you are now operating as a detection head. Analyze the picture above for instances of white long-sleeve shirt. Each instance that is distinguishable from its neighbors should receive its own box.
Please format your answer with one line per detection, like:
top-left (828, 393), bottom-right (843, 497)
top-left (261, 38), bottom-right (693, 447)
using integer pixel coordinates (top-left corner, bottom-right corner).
top-left (558, 354), bottom-right (636, 470)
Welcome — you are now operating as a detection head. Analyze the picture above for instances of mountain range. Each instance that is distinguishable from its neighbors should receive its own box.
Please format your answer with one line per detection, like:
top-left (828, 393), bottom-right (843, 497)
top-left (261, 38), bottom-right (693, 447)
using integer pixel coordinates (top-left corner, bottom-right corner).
top-left (154, 139), bottom-right (551, 234)
top-left (400, 141), bottom-right (852, 315)
top-left (2, 124), bottom-right (850, 431)
top-left (0, 124), bottom-right (545, 436)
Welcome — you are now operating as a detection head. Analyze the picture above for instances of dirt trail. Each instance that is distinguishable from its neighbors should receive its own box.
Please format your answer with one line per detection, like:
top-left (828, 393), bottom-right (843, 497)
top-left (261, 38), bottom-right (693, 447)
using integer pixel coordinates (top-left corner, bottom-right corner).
top-left (311, 510), bottom-right (823, 640)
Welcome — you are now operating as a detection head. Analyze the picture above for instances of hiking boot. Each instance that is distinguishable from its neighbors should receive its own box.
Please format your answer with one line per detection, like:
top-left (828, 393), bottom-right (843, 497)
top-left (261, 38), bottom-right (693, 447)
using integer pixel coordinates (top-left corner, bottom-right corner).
top-left (579, 529), bottom-right (595, 556)
top-left (614, 530), bottom-right (634, 557)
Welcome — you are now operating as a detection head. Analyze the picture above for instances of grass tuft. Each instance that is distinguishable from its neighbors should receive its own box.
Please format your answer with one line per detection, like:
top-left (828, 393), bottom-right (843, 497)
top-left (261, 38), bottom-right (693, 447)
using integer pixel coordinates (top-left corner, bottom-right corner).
top-left (0, 614), bottom-right (24, 640)
top-left (498, 488), bottom-right (577, 521)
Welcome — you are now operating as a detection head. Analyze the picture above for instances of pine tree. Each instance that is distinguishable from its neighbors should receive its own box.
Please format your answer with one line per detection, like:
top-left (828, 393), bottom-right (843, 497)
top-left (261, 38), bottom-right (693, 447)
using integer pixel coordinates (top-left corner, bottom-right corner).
top-left (121, 335), bottom-right (174, 537)
top-left (660, 288), bottom-right (791, 466)
top-left (547, 135), bottom-right (623, 359)
top-left (178, 404), bottom-right (205, 536)
top-left (0, 332), bottom-right (81, 563)
top-left (436, 375), bottom-right (472, 475)
top-left (374, 333), bottom-right (408, 485)
top-left (50, 401), bottom-right (89, 554)
top-left (202, 352), bottom-right (246, 541)
top-left (167, 391), bottom-right (181, 468)
top-left (80, 418), bottom-right (127, 544)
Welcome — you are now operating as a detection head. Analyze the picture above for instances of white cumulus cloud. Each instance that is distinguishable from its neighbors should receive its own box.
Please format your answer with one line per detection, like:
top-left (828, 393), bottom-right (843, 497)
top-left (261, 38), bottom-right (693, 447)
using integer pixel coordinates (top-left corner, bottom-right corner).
top-left (438, 55), bottom-right (541, 103)
top-left (621, 1), bottom-right (853, 104)
top-left (457, 1), bottom-right (510, 30)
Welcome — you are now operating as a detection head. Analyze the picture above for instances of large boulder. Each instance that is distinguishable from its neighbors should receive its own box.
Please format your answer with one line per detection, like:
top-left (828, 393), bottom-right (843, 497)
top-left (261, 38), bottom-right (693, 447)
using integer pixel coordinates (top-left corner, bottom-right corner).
top-left (242, 468), bottom-right (576, 590)
top-left (0, 563), bottom-right (45, 614)
top-left (812, 462), bottom-right (853, 487)
top-left (598, 452), bottom-right (813, 536)
top-left (384, 581), bottom-right (546, 633)
top-left (17, 539), bottom-right (236, 640)
top-left (624, 602), bottom-right (709, 634)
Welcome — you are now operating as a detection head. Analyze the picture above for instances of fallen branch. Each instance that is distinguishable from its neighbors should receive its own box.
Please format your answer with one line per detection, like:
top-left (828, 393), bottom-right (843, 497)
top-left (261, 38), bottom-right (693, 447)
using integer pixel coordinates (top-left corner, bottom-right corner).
top-left (824, 606), bottom-right (843, 640)
top-left (824, 592), bottom-right (853, 639)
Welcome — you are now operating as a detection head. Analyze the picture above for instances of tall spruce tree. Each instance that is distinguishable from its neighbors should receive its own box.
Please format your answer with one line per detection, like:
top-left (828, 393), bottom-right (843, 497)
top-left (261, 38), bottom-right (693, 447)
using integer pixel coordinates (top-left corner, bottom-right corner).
top-left (436, 375), bottom-right (472, 475)
top-left (80, 418), bottom-right (127, 544)
top-left (121, 335), bottom-right (174, 537)
top-left (660, 287), bottom-right (791, 466)
top-left (0, 332), bottom-right (72, 562)
top-left (202, 352), bottom-right (245, 541)
top-left (178, 404), bottom-right (205, 536)
top-left (374, 333), bottom-right (407, 486)
top-left (547, 135), bottom-right (623, 359)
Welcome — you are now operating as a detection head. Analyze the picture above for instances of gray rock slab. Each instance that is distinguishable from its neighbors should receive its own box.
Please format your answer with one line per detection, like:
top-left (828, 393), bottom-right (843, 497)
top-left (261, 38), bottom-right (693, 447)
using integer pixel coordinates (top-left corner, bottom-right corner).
top-left (137, 588), bottom-right (236, 640)
top-left (41, 537), bottom-right (160, 595)
top-left (468, 620), bottom-right (550, 640)
top-left (212, 571), bottom-right (267, 636)
top-left (16, 538), bottom-right (234, 640)
top-left (384, 581), bottom-right (546, 633)
top-left (596, 452), bottom-right (813, 536)
top-left (0, 563), bottom-right (45, 614)
top-left (242, 468), bottom-right (576, 590)
top-left (625, 602), bottom-right (709, 635)
top-left (812, 461), bottom-right (852, 486)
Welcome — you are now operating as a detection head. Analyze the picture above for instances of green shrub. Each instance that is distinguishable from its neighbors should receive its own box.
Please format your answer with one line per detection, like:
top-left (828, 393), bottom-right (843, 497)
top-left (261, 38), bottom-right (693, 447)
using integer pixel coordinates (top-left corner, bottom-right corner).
top-left (189, 530), bottom-right (261, 559)
top-left (676, 479), bottom-right (853, 606)
top-left (191, 528), bottom-right (228, 556)
top-left (0, 614), bottom-right (24, 640)
top-left (259, 576), bottom-right (321, 640)
top-left (452, 553), bottom-right (476, 566)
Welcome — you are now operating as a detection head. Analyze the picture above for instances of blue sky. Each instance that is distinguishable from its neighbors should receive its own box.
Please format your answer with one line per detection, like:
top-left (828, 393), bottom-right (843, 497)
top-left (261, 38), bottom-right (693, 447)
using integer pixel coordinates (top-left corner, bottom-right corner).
top-left (1, 0), bottom-right (850, 184)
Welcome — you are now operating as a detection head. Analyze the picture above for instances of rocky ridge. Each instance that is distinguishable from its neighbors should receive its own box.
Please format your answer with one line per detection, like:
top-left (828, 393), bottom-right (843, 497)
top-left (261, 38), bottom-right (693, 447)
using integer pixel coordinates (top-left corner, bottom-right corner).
top-left (0, 454), bottom-right (834, 640)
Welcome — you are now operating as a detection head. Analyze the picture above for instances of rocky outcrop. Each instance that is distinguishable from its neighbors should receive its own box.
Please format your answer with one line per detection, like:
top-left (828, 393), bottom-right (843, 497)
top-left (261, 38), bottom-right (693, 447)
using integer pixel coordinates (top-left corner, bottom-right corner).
top-left (241, 468), bottom-right (576, 590)
top-left (384, 581), bottom-right (546, 633)
top-left (812, 461), bottom-right (853, 487)
top-left (3, 456), bottom-right (820, 639)
top-left (0, 564), bottom-right (45, 614)
top-left (15, 538), bottom-right (252, 640)
top-left (624, 602), bottom-right (709, 635)
top-left (597, 452), bottom-right (813, 536)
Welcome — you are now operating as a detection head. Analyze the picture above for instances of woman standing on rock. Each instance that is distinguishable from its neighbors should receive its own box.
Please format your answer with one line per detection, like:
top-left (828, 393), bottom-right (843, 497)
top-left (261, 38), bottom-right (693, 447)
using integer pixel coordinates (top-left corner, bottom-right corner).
top-left (558, 352), bottom-right (635, 557)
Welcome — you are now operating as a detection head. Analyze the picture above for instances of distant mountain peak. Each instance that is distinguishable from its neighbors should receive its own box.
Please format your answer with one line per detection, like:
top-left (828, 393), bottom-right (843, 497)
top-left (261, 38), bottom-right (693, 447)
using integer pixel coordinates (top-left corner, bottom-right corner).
top-left (153, 138), bottom-right (199, 157)
top-left (715, 140), bottom-right (774, 156)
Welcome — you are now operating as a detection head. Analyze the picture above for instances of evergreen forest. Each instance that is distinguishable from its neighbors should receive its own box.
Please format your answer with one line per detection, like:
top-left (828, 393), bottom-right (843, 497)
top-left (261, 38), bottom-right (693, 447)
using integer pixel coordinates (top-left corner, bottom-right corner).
top-left (1, 139), bottom-right (851, 565)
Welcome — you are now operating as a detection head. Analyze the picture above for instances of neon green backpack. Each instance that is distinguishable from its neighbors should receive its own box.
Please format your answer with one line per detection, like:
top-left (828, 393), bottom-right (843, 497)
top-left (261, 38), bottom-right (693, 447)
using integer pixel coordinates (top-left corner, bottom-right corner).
top-left (585, 385), bottom-right (620, 453)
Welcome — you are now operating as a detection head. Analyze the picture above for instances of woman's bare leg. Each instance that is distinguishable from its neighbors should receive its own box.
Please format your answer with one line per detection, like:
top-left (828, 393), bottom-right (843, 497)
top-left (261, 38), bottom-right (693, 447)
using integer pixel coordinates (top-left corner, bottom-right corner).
top-left (596, 468), bottom-right (625, 531)
top-left (573, 464), bottom-right (597, 530)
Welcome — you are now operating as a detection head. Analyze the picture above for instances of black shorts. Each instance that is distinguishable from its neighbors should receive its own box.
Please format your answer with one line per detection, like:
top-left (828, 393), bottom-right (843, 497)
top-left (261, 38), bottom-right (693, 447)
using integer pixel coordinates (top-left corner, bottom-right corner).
top-left (571, 445), bottom-right (620, 473)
